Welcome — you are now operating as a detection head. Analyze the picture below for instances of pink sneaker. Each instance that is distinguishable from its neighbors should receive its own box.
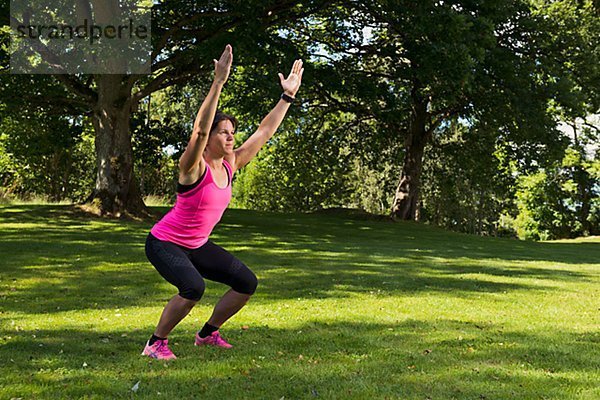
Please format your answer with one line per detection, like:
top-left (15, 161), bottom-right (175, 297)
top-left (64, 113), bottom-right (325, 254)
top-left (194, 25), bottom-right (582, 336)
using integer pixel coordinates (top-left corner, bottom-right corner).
top-left (141, 339), bottom-right (177, 360)
top-left (194, 331), bottom-right (232, 349)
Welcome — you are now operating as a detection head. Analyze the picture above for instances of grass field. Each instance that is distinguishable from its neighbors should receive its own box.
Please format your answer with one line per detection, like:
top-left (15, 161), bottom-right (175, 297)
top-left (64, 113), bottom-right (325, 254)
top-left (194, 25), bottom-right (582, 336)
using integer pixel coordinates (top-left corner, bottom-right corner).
top-left (0, 204), bottom-right (598, 399)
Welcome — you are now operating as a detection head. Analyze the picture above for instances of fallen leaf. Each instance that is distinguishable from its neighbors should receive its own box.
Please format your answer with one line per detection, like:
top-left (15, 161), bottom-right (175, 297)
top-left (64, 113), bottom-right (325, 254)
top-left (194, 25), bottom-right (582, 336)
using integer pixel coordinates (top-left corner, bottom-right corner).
top-left (241, 325), bottom-right (249, 330)
top-left (131, 381), bottom-right (140, 392)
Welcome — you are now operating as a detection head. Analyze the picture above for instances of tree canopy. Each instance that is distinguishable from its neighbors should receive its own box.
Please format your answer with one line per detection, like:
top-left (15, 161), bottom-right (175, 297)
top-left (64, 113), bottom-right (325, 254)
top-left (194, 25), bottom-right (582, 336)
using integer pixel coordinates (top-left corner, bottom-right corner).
top-left (1, 0), bottom-right (598, 237)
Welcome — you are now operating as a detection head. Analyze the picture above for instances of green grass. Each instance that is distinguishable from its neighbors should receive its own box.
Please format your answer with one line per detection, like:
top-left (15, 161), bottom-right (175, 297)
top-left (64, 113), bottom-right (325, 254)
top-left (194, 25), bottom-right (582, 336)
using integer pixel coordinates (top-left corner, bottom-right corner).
top-left (0, 205), bottom-right (598, 399)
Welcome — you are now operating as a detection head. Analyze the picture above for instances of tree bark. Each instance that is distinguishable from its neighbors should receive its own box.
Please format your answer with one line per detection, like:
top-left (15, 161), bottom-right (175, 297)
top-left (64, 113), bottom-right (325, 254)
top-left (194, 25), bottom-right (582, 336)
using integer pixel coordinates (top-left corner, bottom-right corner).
top-left (89, 75), bottom-right (147, 217)
top-left (576, 166), bottom-right (592, 236)
top-left (391, 99), bottom-right (429, 221)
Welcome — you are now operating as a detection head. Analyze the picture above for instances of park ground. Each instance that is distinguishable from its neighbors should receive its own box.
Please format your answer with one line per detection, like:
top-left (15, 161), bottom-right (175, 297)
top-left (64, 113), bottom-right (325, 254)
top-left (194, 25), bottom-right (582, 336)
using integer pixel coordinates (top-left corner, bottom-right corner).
top-left (0, 204), bottom-right (598, 399)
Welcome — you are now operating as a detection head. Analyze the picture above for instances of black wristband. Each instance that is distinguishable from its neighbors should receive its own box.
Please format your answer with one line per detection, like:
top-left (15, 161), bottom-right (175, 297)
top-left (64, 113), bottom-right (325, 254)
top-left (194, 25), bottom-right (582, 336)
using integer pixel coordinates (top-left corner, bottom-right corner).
top-left (281, 93), bottom-right (295, 103)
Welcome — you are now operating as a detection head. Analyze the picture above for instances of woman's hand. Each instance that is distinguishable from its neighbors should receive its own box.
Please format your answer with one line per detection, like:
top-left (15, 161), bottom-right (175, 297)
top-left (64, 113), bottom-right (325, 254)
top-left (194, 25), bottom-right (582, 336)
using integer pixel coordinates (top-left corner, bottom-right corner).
top-left (278, 59), bottom-right (304, 97)
top-left (214, 44), bottom-right (233, 85)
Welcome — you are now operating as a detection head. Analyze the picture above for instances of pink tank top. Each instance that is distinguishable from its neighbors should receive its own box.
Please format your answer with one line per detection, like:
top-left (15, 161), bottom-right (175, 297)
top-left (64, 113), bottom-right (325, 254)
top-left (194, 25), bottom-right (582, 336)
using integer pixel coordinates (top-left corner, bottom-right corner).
top-left (150, 160), bottom-right (233, 249)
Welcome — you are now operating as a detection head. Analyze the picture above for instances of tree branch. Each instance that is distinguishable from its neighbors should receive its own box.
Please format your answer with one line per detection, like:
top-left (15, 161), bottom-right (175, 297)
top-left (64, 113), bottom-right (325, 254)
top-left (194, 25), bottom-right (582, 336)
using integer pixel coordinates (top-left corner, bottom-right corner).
top-left (133, 1), bottom-right (331, 102)
top-left (428, 108), bottom-right (461, 136)
top-left (132, 63), bottom-right (212, 103)
top-left (9, 15), bottom-right (97, 102)
top-left (51, 74), bottom-right (97, 103)
top-left (314, 80), bottom-right (372, 116)
top-left (151, 10), bottom-right (240, 60)
top-left (582, 121), bottom-right (600, 133)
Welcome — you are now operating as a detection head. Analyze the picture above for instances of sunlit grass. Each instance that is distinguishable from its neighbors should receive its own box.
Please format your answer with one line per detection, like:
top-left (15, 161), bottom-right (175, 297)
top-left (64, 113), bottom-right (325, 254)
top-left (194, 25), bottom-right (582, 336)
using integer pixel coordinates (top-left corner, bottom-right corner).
top-left (143, 195), bottom-right (174, 207)
top-left (8, 196), bottom-right (73, 206)
top-left (0, 204), bottom-right (599, 399)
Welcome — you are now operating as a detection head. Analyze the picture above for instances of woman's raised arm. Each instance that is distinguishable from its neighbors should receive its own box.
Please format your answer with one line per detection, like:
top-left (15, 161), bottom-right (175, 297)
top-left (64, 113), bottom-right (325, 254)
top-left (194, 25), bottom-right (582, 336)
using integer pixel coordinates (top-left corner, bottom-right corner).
top-left (179, 45), bottom-right (233, 182)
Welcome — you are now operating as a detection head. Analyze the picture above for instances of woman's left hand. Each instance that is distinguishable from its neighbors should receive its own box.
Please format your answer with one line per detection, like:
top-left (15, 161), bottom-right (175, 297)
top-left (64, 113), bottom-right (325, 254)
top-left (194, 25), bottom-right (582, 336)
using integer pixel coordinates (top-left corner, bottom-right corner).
top-left (278, 59), bottom-right (304, 97)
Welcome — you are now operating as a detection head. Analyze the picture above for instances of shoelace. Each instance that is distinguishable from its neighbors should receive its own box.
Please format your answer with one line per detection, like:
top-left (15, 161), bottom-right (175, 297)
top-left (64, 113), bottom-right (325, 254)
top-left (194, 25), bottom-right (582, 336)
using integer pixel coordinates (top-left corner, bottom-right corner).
top-left (156, 340), bottom-right (172, 356)
top-left (213, 333), bottom-right (229, 346)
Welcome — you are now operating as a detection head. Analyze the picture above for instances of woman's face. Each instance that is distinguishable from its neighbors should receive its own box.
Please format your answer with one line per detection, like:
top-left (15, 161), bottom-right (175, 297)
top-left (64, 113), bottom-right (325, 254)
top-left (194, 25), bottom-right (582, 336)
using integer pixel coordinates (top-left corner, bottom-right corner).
top-left (207, 119), bottom-right (235, 156)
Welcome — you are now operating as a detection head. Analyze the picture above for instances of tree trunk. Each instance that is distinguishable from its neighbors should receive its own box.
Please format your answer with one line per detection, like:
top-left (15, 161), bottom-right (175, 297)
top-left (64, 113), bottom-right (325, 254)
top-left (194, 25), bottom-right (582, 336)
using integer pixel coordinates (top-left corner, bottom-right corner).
top-left (391, 99), bottom-right (429, 221)
top-left (577, 167), bottom-right (591, 236)
top-left (89, 75), bottom-right (147, 217)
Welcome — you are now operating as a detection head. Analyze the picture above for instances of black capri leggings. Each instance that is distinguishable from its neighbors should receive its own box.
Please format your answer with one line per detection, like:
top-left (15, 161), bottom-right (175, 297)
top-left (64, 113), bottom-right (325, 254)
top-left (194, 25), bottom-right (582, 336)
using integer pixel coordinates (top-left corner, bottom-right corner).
top-left (145, 233), bottom-right (258, 301)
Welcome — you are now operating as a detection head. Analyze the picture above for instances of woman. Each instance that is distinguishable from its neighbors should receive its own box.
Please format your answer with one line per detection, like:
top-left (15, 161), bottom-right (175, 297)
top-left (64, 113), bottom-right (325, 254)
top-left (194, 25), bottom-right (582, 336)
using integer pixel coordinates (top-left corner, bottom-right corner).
top-left (142, 44), bottom-right (303, 360)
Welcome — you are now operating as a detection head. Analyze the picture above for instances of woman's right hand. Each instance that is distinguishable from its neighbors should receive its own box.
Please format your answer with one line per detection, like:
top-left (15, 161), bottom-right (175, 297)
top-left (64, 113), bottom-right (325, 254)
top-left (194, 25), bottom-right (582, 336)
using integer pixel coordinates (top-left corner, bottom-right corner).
top-left (214, 45), bottom-right (233, 85)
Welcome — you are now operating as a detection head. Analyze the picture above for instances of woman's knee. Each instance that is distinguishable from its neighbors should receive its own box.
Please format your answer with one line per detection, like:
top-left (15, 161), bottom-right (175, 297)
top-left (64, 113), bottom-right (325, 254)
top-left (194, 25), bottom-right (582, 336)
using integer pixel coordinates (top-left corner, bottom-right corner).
top-left (180, 279), bottom-right (206, 301)
top-left (237, 270), bottom-right (258, 295)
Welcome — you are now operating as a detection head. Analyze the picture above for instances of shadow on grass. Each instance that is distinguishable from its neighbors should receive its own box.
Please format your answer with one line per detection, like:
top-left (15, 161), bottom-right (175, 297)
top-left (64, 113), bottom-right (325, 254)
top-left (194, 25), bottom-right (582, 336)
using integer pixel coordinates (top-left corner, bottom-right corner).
top-left (216, 208), bottom-right (600, 265)
top-left (0, 320), bottom-right (597, 399)
top-left (1, 205), bottom-right (597, 314)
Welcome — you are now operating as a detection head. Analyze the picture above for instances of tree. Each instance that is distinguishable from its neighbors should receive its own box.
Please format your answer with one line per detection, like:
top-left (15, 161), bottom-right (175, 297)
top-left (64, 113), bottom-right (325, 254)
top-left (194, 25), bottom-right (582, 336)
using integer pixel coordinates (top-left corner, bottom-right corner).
top-left (419, 119), bottom-right (517, 236)
top-left (289, 0), bottom-right (572, 220)
top-left (0, 73), bottom-right (95, 201)
top-left (0, 111), bottom-right (95, 201)
top-left (232, 111), bottom-right (354, 211)
top-left (533, 0), bottom-right (600, 234)
top-left (2, 0), bottom-right (331, 216)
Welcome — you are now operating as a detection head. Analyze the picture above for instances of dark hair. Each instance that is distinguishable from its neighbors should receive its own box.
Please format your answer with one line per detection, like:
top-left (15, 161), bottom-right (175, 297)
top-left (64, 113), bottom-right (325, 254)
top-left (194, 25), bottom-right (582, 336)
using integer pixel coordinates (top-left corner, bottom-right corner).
top-left (210, 111), bottom-right (238, 134)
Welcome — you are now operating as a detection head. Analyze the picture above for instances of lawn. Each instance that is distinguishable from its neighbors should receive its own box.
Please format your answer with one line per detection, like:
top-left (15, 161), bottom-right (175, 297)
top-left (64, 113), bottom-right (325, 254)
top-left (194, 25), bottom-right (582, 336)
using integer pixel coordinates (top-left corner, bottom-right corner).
top-left (0, 204), bottom-right (598, 399)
